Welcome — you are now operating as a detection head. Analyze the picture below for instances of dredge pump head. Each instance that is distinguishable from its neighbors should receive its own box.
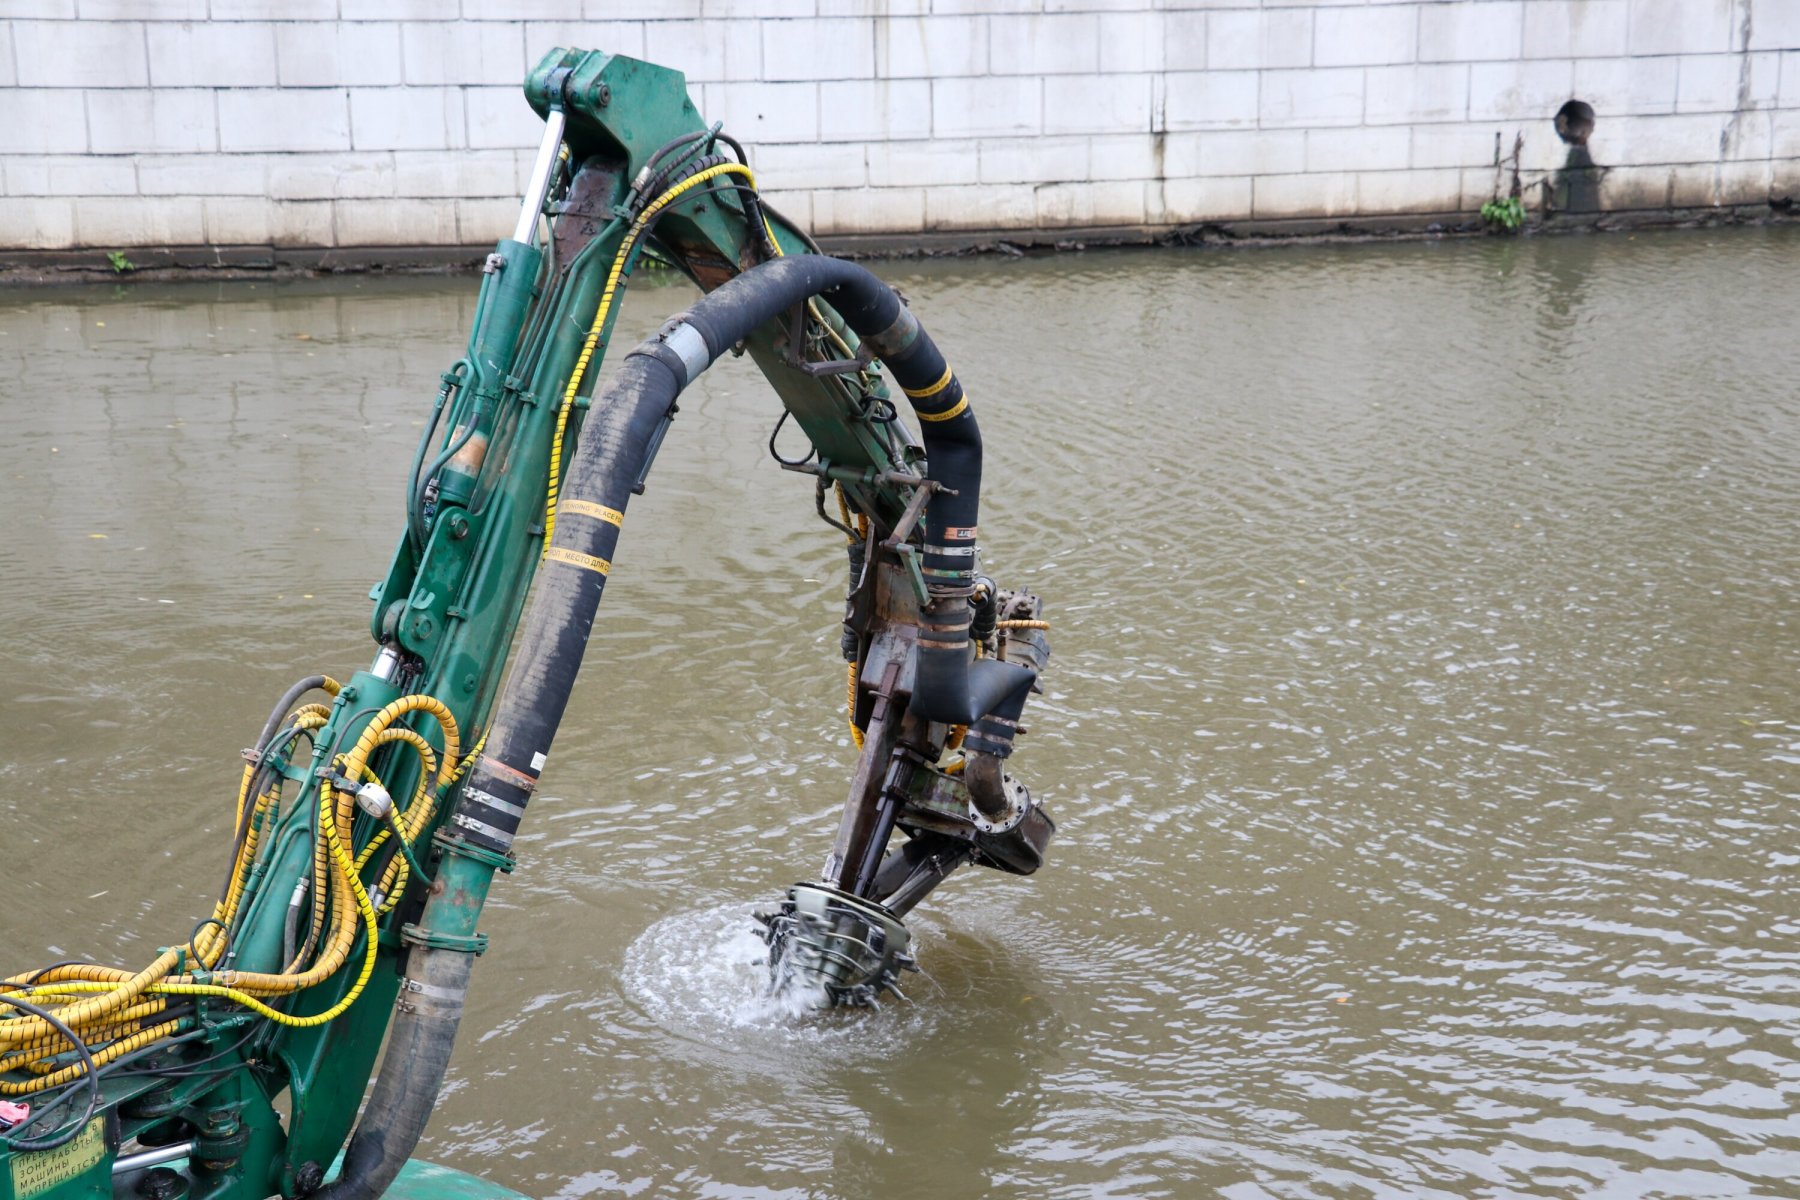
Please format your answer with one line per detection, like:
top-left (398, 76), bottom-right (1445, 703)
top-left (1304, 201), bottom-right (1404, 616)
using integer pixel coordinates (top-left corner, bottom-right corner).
top-left (756, 883), bottom-right (916, 1007)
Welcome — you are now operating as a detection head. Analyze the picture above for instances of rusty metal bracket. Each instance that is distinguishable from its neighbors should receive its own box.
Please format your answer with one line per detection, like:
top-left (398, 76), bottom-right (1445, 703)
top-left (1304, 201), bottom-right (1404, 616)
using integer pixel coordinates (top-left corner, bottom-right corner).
top-left (781, 301), bottom-right (874, 378)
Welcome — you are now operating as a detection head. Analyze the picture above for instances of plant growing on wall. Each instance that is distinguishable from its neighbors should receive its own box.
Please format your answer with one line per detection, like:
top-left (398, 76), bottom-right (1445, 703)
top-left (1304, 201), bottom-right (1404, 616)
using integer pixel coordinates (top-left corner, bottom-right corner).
top-left (1480, 196), bottom-right (1526, 231)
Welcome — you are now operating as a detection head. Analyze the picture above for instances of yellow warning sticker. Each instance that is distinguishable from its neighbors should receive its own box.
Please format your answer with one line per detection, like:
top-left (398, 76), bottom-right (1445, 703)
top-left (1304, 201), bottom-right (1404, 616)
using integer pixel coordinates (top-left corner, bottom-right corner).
top-left (560, 499), bottom-right (623, 527)
top-left (11, 1117), bottom-right (106, 1200)
top-left (544, 547), bottom-right (611, 576)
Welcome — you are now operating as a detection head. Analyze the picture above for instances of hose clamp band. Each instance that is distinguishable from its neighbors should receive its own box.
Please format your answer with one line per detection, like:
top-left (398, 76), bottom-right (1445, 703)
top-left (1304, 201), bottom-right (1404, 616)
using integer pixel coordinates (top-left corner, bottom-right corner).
top-left (660, 320), bottom-right (711, 385)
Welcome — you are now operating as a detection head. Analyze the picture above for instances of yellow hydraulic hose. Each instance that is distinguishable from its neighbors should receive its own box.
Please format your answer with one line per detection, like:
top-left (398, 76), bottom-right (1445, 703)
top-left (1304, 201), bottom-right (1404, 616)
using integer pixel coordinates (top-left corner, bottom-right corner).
top-left (545, 161), bottom-right (766, 549)
top-left (1, 686), bottom-right (461, 1067)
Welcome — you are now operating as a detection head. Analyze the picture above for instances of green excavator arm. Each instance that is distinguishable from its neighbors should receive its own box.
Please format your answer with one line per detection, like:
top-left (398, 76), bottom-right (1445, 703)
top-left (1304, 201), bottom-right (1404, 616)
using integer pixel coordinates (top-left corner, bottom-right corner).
top-left (0, 47), bottom-right (1052, 1200)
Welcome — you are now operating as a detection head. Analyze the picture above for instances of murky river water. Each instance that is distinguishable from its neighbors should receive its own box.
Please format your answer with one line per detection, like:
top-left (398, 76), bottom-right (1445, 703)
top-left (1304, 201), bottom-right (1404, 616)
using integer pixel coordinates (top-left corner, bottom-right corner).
top-left (3, 228), bottom-right (1799, 1198)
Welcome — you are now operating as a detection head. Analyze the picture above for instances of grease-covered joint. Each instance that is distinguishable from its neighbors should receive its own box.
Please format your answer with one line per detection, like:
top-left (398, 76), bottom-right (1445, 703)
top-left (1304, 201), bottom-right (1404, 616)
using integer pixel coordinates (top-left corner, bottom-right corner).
top-left (863, 307), bottom-right (922, 360)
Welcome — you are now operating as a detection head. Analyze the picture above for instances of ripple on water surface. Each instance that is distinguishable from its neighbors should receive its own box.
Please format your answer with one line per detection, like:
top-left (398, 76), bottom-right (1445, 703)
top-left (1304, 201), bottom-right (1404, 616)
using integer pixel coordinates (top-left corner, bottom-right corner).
top-left (4, 233), bottom-right (1800, 1197)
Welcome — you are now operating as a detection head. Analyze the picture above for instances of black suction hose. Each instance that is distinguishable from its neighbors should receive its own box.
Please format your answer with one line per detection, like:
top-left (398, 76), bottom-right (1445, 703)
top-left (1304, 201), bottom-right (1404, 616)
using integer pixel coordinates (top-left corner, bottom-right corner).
top-left (454, 253), bottom-right (1031, 860)
top-left (324, 257), bottom-right (1032, 1200)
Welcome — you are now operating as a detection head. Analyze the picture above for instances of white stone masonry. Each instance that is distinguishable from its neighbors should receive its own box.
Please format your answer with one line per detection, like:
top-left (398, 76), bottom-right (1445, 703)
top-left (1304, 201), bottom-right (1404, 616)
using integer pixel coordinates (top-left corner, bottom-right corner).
top-left (1, 0), bottom-right (1797, 251)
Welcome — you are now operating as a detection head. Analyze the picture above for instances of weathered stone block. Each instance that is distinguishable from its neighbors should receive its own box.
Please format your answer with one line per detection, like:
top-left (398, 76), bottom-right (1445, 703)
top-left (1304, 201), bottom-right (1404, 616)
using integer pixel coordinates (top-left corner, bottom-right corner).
top-left (146, 22), bottom-right (278, 88)
top-left (1412, 123), bottom-right (1505, 170)
top-left (1159, 175), bottom-right (1253, 223)
top-left (89, 0), bottom-right (206, 15)
top-left (1260, 67), bottom-right (1364, 128)
top-left (1356, 167), bottom-right (1462, 213)
top-left (1195, 128), bottom-right (1305, 177)
top-left (401, 21), bottom-right (527, 87)
top-left (1163, 69), bottom-right (1259, 130)
top-left (349, 86), bottom-right (463, 151)
top-left (1099, 11), bottom-right (1164, 74)
top-left (463, 0), bottom-right (571, 20)
top-left (1674, 51), bottom-right (1779, 114)
top-left (932, 76), bottom-right (1040, 138)
top-left (923, 182), bottom-right (1036, 230)
top-left (277, 22), bottom-right (404, 87)
top-left (1573, 56), bottom-right (1678, 117)
top-left (335, 196), bottom-right (458, 244)
top-left (751, 142), bottom-right (869, 190)
top-left (1710, 158), bottom-right (1773, 203)
top-left (262, 199), bottom-right (329, 246)
top-left (211, 0), bottom-right (332, 17)
top-left (1208, 7), bottom-right (1312, 71)
top-left (268, 152), bottom-right (395, 199)
top-left (4, 155), bottom-right (136, 197)
top-left (1626, 0), bottom-right (1736, 57)
top-left (465, 84), bottom-right (543, 150)
top-left (203, 196), bottom-right (272, 244)
top-left (1089, 132), bottom-right (1163, 181)
top-left (1315, 5), bottom-right (1420, 69)
top-left (1748, 2), bottom-right (1800, 53)
top-left (1721, 109), bottom-right (1773, 162)
top-left (991, 13), bottom-right (1101, 76)
top-left (1252, 171), bottom-right (1359, 218)
top-left (927, 0), bottom-right (1038, 14)
top-left (0, 197), bottom-right (78, 248)
top-left (1468, 59), bottom-right (1575, 122)
top-left (1599, 113), bottom-right (1732, 166)
top-left (1773, 109), bottom-right (1800, 161)
top-left (530, 20), bottom-right (649, 63)
top-left (1595, 163), bottom-right (1670, 210)
top-left (1162, 10), bottom-right (1205, 72)
top-left (818, 79), bottom-right (932, 141)
top-left (1522, 0), bottom-right (1627, 60)
top-left (1045, 72), bottom-right (1154, 136)
top-left (811, 186), bottom-right (925, 235)
top-left (1419, 3), bottom-right (1524, 63)
top-left (14, 19), bottom-right (148, 87)
top-left (340, 0), bottom-right (449, 19)
top-left (702, 81), bottom-right (820, 143)
top-left (1365, 63), bottom-right (1470, 125)
top-left (755, 186), bottom-right (810, 230)
top-left (219, 88), bottom-right (351, 153)
top-left (392, 149), bottom-right (517, 198)
top-left (978, 135), bottom-right (1089, 184)
top-left (138, 152), bottom-right (266, 196)
top-left (2, 89), bottom-right (89, 154)
top-left (455, 196), bottom-right (517, 244)
top-left (819, 0), bottom-right (927, 15)
top-left (761, 18), bottom-right (875, 83)
top-left (1034, 179), bottom-right (1147, 226)
top-left (1306, 125), bottom-right (1410, 173)
top-left (875, 15), bottom-right (985, 79)
top-left (644, 20), bottom-right (756, 83)
top-left (583, 0), bottom-right (699, 18)
top-left (703, 0), bottom-right (812, 16)
top-left (75, 195), bottom-right (205, 246)
top-left (90, 88), bottom-right (217, 153)
top-left (867, 138), bottom-right (981, 188)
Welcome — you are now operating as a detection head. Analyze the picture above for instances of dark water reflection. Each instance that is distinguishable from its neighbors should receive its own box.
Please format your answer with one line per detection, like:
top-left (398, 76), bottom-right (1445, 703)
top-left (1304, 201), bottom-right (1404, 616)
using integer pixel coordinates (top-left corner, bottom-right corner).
top-left (3, 228), bottom-right (1799, 1198)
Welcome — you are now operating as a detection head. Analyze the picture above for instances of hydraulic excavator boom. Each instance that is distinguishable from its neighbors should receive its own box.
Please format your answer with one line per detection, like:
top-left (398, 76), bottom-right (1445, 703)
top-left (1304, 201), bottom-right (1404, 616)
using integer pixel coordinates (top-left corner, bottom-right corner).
top-left (0, 47), bottom-right (1055, 1200)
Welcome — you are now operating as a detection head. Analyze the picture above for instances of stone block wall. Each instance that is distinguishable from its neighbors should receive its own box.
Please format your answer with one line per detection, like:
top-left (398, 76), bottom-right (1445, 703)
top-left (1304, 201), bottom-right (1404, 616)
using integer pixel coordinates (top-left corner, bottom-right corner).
top-left (1, 0), bottom-right (1796, 252)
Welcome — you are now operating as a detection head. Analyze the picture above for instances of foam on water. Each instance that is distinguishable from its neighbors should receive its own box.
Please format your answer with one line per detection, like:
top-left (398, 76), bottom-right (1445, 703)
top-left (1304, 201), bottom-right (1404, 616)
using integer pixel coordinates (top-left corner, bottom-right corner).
top-left (618, 900), bottom-right (944, 1073)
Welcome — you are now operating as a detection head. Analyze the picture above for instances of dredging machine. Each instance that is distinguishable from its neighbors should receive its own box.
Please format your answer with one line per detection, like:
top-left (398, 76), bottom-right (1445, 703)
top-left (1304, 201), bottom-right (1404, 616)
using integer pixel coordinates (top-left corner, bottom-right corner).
top-left (0, 47), bottom-right (1054, 1200)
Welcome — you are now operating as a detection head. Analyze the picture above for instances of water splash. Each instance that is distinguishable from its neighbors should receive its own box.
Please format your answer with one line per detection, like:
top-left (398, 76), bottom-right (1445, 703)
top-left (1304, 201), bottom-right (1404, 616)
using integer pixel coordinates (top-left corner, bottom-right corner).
top-left (618, 901), bottom-right (943, 1071)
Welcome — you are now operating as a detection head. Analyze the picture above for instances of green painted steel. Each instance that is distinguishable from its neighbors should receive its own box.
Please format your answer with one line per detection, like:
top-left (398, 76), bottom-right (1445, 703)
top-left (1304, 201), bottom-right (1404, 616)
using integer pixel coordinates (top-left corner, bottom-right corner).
top-left (2, 44), bottom-right (916, 1200)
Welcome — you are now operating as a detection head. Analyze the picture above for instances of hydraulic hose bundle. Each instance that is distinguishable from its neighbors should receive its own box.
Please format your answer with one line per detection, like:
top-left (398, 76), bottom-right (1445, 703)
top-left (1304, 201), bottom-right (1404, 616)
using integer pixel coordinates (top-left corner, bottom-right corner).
top-left (0, 678), bottom-right (463, 1152)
